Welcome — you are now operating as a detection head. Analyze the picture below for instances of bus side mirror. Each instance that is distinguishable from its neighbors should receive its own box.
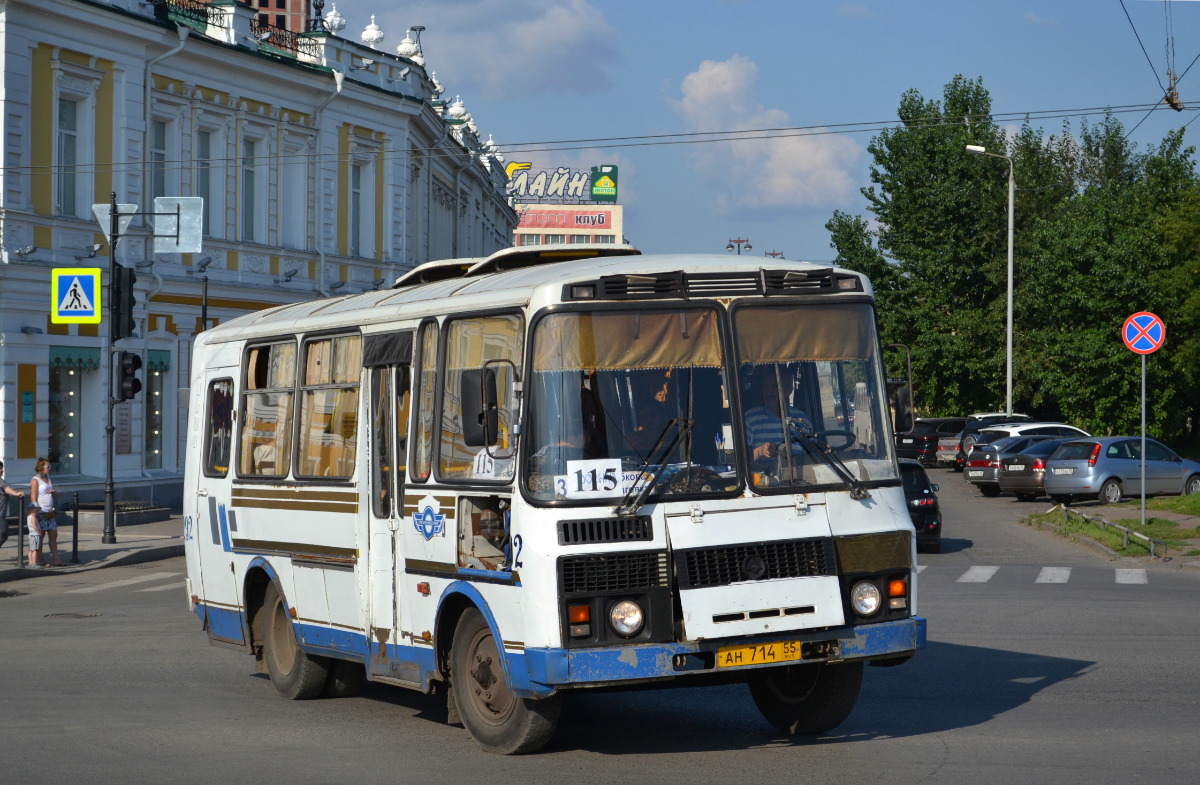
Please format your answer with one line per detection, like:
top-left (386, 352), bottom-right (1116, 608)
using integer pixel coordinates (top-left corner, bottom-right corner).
top-left (462, 368), bottom-right (498, 447)
top-left (893, 384), bottom-right (914, 434)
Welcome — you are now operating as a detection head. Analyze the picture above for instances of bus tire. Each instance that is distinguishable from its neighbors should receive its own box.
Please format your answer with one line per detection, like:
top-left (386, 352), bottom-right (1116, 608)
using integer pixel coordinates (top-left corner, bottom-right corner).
top-left (451, 608), bottom-right (561, 754)
top-left (323, 658), bottom-right (366, 698)
top-left (262, 583), bottom-right (329, 700)
top-left (748, 661), bottom-right (863, 735)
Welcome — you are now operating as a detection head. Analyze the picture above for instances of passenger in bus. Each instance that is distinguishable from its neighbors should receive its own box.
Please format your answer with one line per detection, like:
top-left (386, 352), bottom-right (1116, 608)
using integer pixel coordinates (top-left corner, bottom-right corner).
top-left (744, 367), bottom-right (811, 473)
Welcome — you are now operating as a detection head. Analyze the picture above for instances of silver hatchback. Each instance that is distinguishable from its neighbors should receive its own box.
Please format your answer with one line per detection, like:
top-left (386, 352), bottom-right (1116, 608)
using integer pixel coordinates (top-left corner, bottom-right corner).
top-left (1043, 437), bottom-right (1200, 505)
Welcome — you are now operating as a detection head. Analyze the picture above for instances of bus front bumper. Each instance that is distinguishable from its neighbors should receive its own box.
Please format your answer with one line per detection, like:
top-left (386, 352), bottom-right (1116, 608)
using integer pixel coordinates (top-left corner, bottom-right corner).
top-left (518, 616), bottom-right (926, 695)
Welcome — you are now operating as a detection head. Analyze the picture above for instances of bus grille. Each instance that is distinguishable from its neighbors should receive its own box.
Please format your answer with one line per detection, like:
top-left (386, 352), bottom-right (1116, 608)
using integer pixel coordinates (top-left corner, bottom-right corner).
top-left (557, 516), bottom-right (653, 545)
top-left (586, 269), bottom-right (847, 300)
top-left (676, 538), bottom-right (837, 589)
top-left (559, 551), bottom-right (670, 593)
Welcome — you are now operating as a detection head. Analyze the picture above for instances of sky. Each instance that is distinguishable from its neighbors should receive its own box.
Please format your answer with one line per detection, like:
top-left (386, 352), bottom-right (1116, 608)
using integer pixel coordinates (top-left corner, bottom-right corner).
top-left (327, 0), bottom-right (1200, 262)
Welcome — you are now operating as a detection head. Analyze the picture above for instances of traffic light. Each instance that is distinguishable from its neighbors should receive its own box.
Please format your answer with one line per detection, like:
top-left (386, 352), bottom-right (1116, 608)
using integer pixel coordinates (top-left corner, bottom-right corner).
top-left (112, 265), bottom-right (136, 342)
top-left (119, 351), bottom-right (143, 400)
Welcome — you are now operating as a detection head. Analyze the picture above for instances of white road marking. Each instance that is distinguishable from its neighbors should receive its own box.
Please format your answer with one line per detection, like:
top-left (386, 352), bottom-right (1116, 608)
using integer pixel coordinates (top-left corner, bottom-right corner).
top-left (1036, 567), bottom-right (1072, 584)
top-left (957, 566), bottom-right (1000, 583)
top-left (65, 572), bottom-right (182, 594)
top-left (134, 581), bottom-right (186, 593)
top-left (917, 565), bottom-right (928, 573)
top-left (1115, 568), bottom-right (1148, 585)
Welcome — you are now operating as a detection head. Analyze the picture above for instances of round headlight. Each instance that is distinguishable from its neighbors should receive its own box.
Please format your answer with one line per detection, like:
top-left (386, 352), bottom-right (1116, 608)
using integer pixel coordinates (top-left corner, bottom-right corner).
top-left (609, 600), bottom-right (645, 637)
top-left (851, 580), bottom-right (881, 616)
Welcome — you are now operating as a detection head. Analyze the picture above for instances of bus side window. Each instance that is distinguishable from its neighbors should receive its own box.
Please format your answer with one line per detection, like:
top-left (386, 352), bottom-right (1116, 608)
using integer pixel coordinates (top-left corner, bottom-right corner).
top-left (370, 364), bottom-right (412, 518)
top-left (204, 378), bottom-right (234, 477)
top-left (297, 334), bottom-right (362, 479)
top-left (239, 341), bottom-right (296, 478)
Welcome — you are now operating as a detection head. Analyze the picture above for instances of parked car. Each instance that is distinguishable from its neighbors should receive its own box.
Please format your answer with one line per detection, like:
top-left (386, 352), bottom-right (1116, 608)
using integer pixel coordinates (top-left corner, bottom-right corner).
top-left (947, 414), bottom-right (1034, 470)
top-left (1043, 437), bottom-right (1200, 505)
top-left (896, 417), bottom-right (967, 465)
top-left (900, 459), bottom-right (942, 553)
top-left (963, 435), bottom-right (1058, 496)
top-left (996, 438), bottom-right (1073, 501)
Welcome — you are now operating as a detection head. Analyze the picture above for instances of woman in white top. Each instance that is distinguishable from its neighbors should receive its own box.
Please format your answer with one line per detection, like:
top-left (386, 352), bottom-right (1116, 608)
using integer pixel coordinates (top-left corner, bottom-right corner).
top-left (28, 457), bottom-right (62, 567)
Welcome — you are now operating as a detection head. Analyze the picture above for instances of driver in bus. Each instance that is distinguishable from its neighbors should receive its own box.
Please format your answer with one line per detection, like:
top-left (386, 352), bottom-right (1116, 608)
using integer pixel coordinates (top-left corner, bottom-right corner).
top-left (744, 366), bottom-right (811, 473)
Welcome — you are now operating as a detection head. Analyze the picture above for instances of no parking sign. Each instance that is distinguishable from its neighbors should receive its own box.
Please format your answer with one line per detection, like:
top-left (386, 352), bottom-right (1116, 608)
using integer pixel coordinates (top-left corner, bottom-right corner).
top-left (1122, 311), bottom-right (1165, 355)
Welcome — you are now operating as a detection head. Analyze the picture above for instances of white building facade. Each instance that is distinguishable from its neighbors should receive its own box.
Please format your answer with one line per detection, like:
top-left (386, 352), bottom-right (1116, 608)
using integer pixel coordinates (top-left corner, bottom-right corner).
top-left (0, 0), bottom-right (515, 507)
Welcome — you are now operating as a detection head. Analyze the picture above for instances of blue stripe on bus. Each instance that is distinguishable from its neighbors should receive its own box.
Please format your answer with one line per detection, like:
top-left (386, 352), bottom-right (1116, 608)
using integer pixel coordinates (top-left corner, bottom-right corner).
top-left (205, 604), bottom-right (247, 645)
top-left (217, 503), bottom-right (232, 553)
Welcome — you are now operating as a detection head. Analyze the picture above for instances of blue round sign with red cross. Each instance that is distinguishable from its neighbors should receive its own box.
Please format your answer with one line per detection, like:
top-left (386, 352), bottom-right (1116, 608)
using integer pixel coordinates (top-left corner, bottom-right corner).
top-left (1122, 311), bottom-right (1165, 355)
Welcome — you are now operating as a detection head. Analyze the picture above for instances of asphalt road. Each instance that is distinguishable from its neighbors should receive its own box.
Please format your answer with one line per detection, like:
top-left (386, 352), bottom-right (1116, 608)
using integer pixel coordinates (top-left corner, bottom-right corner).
top-left (1, 477), bottom-right (1196, 784)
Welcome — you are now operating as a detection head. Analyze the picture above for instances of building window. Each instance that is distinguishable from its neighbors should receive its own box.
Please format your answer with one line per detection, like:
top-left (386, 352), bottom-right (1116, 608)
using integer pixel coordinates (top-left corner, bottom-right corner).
top-left (594, 234), bottom-right (615, 243)
top-left (545, 234), bottom-right (566, 244)
top-left (145, 364), bottom-right (166, 470)
top-left (56, 98), bottom-right (80, 217)
top-left (519, 234), bottom-right (541, 246)
top-left (48, 366), bottom-right (83, 475)
top-left (570, 234), bottom-right (591, 243)
top-left (350, 162), bottom-right (363, 257)
top-left (150, 120), bottom-right (168, 202)
top-left (240, 138), bottom-right (259, 243)
top-left (196, 127), bottom-right (227, 239)
top-left (280, 141), bottom-right (306, 249)
top-left (196, 131), bottom-right (212, 233)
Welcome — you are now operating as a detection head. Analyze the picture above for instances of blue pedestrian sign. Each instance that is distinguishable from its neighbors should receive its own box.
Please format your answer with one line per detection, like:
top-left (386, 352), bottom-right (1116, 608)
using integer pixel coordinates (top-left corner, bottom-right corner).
top-left (51, 267), bottom-right (102, 324)
top-left (1122, 311), bottom-right (1165, 355)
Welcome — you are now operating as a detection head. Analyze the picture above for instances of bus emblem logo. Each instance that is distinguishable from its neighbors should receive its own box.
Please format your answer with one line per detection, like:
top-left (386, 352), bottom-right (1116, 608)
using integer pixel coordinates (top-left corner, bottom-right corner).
top-left (414, 505), bottom-right (446, 540)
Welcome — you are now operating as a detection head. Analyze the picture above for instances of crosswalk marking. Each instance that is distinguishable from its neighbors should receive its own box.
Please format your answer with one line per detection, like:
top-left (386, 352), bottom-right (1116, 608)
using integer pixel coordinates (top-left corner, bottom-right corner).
top-left (957, 566), bottom-right (999, 583)
top-left (65, 572), bottom-right (181, 594)
top-left (134, 581), bottom-right (186, 593)
top-left (1035, 567), bottom-right (1072, 584)
top-left (1115, 568), bottom-right (1148, 585)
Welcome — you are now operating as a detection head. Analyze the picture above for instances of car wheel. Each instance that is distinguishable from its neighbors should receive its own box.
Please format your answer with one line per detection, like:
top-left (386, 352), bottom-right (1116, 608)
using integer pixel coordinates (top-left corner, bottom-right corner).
top-left (1185, 475), bottom-right (1200, 496)
top-left (1099, 479), bottom-right (1122, 505)
top-left (979, 484), bottom-right (1001, 498)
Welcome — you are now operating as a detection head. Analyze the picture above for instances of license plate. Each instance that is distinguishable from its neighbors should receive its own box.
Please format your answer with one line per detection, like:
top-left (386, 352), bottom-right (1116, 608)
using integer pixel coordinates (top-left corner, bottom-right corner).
top-left (901, 438), bottom-right (914, 444)
top-left (967, 470), bottom-right (983, 478)
top-left (1007, 464), bottom-right (1025, 471)
top-left (716, 640), bottom-right (802, 668)
top-left (1053, 467), bottom-right (1074, 475)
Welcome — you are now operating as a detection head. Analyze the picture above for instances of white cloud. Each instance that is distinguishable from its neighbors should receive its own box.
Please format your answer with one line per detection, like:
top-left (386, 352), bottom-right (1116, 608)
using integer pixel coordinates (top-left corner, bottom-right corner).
top-left (353, 0), bottom-right (616, 101)
top-left (668, 55), bottom-right (861, 215)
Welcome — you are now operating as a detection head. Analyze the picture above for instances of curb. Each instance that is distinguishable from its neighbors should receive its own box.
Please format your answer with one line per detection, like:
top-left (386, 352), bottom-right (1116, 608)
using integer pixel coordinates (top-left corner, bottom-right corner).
top-left (1023, 507), bottom-right (1200, 571)
top-left (0, 543), bottom-right (184, 585)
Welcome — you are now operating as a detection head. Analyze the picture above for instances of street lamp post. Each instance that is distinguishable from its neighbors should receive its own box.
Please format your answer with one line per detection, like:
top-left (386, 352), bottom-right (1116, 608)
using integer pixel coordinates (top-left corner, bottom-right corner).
top-left (966, 144), bottom-right (1015, 417)
top-left (726, 237), bottom-right (752, 255)
top-left (195, 256), bottom-right (212, 331)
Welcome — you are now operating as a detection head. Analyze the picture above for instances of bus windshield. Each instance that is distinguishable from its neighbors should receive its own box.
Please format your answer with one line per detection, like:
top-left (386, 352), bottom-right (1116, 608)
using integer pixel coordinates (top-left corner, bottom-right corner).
top-left (524, 301), bottom-right (897, 503)
top-left (525, 307), bottom-right (736, 503)
top-left (733, 302), bottom-right (896, 491)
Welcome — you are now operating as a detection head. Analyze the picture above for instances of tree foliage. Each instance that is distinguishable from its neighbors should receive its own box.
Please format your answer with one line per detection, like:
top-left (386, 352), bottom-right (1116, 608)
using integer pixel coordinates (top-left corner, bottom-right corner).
top-left (828, 76), bottom-right (1200, 443)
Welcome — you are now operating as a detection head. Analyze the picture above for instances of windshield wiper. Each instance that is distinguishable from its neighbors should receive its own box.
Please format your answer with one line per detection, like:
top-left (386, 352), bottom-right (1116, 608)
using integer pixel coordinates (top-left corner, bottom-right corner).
top-left (615, 417), bottom-right (695, 515)
top-left (786, 418), bottom-right (871, 501)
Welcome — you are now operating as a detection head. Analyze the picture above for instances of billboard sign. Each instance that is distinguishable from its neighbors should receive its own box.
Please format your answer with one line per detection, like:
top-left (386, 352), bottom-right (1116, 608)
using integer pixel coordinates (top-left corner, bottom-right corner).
top-left (506, 163), bottom-right (619, 203)
top-left (591, 165), bottom-right (617, 202)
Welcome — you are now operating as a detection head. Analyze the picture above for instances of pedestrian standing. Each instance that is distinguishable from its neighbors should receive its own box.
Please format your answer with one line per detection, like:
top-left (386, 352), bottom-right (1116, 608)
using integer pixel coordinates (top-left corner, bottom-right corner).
top-left (29, 457), bottom-right (63, 567)
top-left (0, 460), bottom-right (26, 548)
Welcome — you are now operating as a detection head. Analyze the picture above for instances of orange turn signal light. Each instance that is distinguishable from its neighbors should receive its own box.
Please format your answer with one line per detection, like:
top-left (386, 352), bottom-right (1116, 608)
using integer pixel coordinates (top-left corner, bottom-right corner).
top-left (568, 604), bottom-right (591, 624)
top-left (888, 579), bottom-right (907, 597)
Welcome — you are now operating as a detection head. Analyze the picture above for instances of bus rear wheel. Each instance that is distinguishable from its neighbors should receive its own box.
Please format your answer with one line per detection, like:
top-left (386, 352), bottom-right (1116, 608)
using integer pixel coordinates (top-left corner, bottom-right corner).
top-left (748, 661), bottom-right (863, 735)
top-left (262, 583), bottom-right (329, 700)
top-left (451, 608), bottom-right (561, 754)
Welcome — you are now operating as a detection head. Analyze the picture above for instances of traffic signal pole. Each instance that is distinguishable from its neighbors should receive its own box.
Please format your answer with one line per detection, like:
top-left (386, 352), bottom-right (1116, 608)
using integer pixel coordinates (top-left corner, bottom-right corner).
top-left (104, 192), bottom-right (119, 544)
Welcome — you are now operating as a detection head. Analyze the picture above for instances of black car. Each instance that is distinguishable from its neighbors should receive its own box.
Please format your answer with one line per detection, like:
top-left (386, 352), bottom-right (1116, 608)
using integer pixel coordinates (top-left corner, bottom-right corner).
top-left (900, 459), bottom-right (941, 553)
top-left (996, 438), bottom-right (1073, 501)
top-left (895, 417), bottom-right (968, 465)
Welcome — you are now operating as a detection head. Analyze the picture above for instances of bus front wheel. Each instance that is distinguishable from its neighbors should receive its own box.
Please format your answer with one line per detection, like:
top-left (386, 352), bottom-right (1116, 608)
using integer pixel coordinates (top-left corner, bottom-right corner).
top-left (262, 583), bottom-right (330, 700)
top-left (747, 661), bottom-right (863, 735)
top-left (450, 608), bottom-right (561, 754)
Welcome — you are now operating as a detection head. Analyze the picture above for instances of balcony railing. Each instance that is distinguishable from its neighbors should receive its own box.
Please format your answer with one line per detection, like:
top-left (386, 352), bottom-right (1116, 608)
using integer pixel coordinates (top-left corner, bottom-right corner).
top-left (249, 17), bottom-right (323, 60)
top-left (151, 0), bottom-right (225, 33)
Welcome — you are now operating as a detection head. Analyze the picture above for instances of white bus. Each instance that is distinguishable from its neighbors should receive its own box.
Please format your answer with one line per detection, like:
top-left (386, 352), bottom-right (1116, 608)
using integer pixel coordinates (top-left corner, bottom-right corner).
top-left (183, 244), bottom-right (926, 754)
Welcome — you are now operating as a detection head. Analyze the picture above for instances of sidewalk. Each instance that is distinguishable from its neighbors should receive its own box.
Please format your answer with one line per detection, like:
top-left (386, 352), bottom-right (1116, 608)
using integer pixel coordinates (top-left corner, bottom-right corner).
top-left (0, 515), bottom-right (185, 584)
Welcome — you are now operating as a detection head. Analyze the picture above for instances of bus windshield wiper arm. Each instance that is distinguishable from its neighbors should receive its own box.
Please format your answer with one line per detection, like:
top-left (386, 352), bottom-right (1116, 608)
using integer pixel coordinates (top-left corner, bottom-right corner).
top-left (787, 418), bottom-right (871, 501)
top-left (615, 418), bottom-right (694, 515)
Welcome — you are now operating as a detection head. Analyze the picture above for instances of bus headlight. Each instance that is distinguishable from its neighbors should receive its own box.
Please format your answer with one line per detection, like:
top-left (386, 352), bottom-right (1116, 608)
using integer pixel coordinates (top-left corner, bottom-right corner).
top-left (609, 600), bottom-right (644, 637)
top-left (850, 581), bottom-right (881, 616)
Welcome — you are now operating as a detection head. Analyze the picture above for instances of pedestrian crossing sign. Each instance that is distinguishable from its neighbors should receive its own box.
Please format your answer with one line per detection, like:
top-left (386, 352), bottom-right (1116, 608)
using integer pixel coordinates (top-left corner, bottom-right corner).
top-left (51, 267), bottom-right (102, 324)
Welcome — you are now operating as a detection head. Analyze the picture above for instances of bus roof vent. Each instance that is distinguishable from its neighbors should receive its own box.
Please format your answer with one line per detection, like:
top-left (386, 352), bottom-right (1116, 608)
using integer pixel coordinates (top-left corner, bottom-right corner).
top-left (762, 268), bottom-right (837, 294)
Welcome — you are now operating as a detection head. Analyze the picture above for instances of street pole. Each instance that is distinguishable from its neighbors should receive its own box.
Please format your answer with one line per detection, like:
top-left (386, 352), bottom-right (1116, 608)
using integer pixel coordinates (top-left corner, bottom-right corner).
top-left (103, 191), bottom-right (118, 544)
top-left (726, 237), bottom-right (751, 255)
top-left (200, 274), bottom-right (208, 331)
top-left (1005, 157), bottom-right (1014, 418)
top-left (966, 144), bottom-right (1015, 416)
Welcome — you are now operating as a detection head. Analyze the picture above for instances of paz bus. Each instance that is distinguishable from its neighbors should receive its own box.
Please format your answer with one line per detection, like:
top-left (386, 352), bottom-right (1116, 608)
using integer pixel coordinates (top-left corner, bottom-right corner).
top-left (182, 244), bottom-right (926, 754)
